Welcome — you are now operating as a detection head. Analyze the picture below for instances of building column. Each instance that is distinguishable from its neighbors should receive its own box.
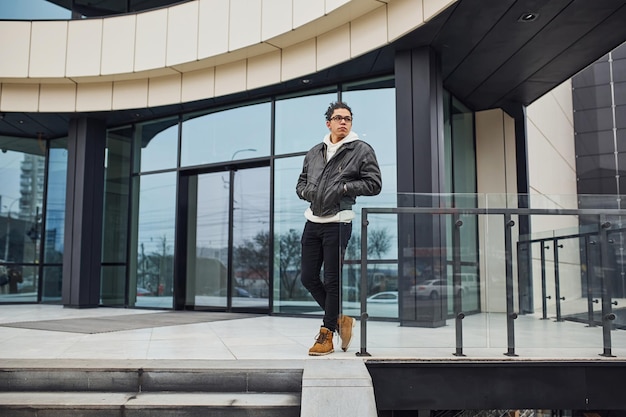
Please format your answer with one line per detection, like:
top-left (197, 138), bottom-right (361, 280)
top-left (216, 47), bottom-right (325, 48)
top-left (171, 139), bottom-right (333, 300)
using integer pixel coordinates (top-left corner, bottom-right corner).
top-left (395, 46), bottom-right (447, 327)
top-left (62, 117), bottom-right (106, 308)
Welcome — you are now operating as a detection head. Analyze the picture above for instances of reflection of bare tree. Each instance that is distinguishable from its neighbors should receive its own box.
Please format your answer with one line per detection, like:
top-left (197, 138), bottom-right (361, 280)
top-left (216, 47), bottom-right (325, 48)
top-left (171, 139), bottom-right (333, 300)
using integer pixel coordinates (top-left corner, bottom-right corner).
top-left (234, 229), bottom-right (305, 300)
top-left (137, 235), bottom-right (173, 296)
top-left (346, 228), bottom-right (391, 260)
top-left (233, 231), bottom-right (270, 287)
top-left (368, 228), bottom-right (392, 261)
top-left (278, 229), bottom-right (302, 299)
top-left (346, 228), bottom-right (392, 294)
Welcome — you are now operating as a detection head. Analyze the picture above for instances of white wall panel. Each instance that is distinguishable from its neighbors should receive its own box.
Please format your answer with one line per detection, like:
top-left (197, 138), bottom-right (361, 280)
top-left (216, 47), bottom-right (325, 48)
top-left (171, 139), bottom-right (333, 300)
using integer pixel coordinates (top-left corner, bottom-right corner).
top-left (198, 0), bottom-right (229, 59)
top-left (101, 15), bottom-right (136, 75)
top-left (215, 60), bottom-right (247, 97)
top-left (76, 82), bottom-right (113, 111)
top-left (261, 0), bottom-right (293, 41)
top-left (317, 24), bottom-right (350, 71)
top-left (0, 22), bottom-right (31, 78)
top-left (112, 79), bottom-right (148, 109)
top-left (527, 80), bottom-right (577, 197)
top-left (66, 19), bottom-right (103, 77)
top-left (39, 83), bottom-right (76, 111)
top-left (0, 84), bottom-right (40, 112)
top-left (247, 50), bottom-right (281, 90)
top-left (424, 0), bottom-right (456, 21)
top-left (29, 21), bottom-right (68, 78)
top-left (293, 0), bottom-right (325, 29)
top-left (148, 74), bottom-right (182, 107)
top-left (134, 9), bottom-right (168, 72)
top-left (388, 0), bottom-right (424, 42)
top-left (281, 38), bottom-right (316, 81)
top-left (166, 1), bottom-right (199, 67)
top-left (229, 0), bottom-right (262, 51)
top-left (325, 0), bottom-right (351, 14)
top-left (351, 6), bottom-right (387, 58)
top-left (182, 67), bottom-right (215, 102)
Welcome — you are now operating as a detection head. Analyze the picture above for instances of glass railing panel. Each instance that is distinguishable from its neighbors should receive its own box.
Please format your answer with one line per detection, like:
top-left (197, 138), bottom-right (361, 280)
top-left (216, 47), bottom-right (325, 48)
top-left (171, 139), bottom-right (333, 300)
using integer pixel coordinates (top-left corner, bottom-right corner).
top-left (357, 193), bottom-right (625, 357)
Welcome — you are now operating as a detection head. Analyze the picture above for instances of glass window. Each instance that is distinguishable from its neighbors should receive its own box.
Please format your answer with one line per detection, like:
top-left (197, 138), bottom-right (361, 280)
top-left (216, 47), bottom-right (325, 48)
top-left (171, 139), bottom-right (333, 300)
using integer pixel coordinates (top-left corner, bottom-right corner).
top-left (133, 172), bottom-right (177, 308)
top-left (41, 265), bottom-right (63, 303)
top-left (44, 141), bottom-right (67, 264)
top-left (275, 92), bottom-right (337, 155)
top-left (102, 127), bottom-right (132, 264)
top-left (273, 156), bottom-right (311, 313)
top-left (0, 145), bottom-right (44, 266)
top-left (272, 82), bottom-right (399, 317)
top-left (134, 117), bottom-right (179, 173)
top-left (181, 102), bottom-right (271, 167)
top-left (342, 84), bottom-right (399, 315)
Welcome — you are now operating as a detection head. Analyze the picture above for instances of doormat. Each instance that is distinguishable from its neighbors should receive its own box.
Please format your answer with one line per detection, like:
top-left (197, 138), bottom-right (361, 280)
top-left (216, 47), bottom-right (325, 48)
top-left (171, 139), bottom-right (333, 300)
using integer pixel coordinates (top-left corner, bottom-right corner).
top-left (0, 312), bottom-right (259, 334)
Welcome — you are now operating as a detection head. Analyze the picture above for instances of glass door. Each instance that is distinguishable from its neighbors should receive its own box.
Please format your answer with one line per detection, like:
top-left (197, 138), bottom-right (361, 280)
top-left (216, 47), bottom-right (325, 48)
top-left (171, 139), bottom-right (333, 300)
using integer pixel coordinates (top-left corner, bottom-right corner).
top-left (182, 166), bottom-right (270, 311)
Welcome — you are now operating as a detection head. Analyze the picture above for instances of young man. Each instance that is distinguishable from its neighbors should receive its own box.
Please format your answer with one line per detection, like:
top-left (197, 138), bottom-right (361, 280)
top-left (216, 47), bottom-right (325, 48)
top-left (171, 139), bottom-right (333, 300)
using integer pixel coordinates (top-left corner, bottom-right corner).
top-left (296, 101), bottom-right (382, 355)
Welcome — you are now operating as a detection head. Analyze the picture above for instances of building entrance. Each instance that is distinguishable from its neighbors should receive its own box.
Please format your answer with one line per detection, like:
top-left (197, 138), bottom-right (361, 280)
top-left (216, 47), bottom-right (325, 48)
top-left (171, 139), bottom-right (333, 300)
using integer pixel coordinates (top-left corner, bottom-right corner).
top-left (177, 164), bottom-right (270, 312)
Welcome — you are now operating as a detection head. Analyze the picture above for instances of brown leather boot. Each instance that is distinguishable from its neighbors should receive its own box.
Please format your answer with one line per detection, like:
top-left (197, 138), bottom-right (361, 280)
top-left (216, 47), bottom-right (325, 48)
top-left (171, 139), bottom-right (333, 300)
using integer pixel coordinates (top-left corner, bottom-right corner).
top-left (308, 327), bottom-right (334, 356)
top-left (337, 315), bottom-right (356, 352)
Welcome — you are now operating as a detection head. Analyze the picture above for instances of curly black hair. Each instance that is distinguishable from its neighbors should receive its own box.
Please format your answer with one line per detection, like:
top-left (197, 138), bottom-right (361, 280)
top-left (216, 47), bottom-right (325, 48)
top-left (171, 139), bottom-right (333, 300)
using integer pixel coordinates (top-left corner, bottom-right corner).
top-left (324, 101), bottom-right (353, 121)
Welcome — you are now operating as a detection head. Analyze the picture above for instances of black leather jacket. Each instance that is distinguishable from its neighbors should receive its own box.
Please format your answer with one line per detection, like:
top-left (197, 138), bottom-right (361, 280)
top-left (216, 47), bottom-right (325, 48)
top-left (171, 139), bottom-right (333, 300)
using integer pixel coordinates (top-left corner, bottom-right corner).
top-left (296, 138), bottom-right (382, 217)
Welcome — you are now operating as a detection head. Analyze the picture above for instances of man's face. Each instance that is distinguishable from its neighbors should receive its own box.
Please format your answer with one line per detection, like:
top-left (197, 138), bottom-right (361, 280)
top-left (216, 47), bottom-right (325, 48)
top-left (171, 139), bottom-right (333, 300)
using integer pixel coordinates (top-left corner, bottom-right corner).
top-left (326, 108), bottom-right (352, 142)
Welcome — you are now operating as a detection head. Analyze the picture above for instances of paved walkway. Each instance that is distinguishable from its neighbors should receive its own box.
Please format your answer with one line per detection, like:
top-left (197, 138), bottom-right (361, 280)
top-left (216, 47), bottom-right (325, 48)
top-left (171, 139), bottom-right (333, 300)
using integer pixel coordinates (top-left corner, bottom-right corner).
top-left (0, 304), bottom-right (624, 361)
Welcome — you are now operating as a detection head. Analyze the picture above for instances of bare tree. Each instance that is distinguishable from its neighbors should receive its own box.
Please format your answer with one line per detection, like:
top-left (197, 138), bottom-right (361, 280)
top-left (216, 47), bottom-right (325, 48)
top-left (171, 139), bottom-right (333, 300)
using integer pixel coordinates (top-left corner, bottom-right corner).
top-left (233, 231), bottom-right (270, 286)
top-left (278, 229), bottom-right (302, 299)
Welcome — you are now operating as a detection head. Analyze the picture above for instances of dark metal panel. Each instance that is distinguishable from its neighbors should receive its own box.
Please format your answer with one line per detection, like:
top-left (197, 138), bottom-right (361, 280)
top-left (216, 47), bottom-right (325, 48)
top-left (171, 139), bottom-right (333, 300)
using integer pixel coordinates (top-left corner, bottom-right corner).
top-left (432, 0), bottom-right (516, 77)
top-left (367, 361), bottom-right (626, 411)
top-left (444, 0), bottom-right (572, 102)
top-left (492, 4), bottom-right (626, 109)
top-left (62, 117), bottom-right (106, 307)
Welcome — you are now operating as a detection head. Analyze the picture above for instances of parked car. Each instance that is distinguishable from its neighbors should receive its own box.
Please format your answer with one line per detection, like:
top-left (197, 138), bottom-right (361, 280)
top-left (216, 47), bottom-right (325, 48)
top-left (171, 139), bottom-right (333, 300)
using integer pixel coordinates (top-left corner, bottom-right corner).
top-left (410, 279), bottom-right (466, 299)
top-left (136, 287), bottom-right (154, 296)
top-left (214, 287), bottom-right (253, 297)
top-left (367, 291), bottom-right (398, 303)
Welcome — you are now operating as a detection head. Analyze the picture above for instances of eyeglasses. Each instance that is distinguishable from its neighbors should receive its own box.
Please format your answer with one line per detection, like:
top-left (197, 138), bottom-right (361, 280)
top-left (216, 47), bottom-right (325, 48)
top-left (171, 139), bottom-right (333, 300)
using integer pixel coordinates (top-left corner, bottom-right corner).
top-left (330, 115), bottom-right (353, 123)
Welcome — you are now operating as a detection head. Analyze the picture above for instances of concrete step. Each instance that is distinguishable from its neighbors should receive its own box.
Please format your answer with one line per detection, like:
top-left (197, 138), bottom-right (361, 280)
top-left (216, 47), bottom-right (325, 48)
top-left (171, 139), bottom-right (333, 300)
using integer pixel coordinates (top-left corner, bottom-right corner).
top-left (0, 391), bottom-right (301, 417)
top-left (0, 363), bottom-right (303, 393)
top-left (0, 360), bottom-right (304, 417)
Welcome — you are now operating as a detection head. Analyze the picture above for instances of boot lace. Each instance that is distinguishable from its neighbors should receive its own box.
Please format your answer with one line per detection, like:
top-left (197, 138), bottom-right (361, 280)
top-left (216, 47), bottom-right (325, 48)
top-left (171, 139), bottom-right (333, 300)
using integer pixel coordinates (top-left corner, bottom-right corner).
top-left (314, 331), bottom-right (329, 344)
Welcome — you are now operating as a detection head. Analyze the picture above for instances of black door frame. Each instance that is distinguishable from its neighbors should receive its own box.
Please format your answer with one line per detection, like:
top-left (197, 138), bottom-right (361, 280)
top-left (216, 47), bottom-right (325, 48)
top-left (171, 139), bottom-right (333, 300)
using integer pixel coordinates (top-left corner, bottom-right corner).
top-left (173, 159), bottom-right (271, 312)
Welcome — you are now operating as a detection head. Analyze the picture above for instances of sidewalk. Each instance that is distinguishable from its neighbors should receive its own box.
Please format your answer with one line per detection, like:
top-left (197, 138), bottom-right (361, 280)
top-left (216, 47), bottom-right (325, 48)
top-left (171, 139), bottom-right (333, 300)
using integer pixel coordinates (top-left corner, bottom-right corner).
top-left (0, 304), bottom-right (624, 361)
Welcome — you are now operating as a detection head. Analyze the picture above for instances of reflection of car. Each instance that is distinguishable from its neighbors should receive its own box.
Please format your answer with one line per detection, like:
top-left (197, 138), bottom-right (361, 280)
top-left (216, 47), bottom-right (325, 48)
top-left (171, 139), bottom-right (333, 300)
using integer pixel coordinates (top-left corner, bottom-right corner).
top-left (214, 287), bottom-right (253, 297)
top-left (137, 287), bottom-right (153, 296)
top-left (367, 291), bottom-right (398, 303)
top-left (410, 279), bottom-right (466, 299)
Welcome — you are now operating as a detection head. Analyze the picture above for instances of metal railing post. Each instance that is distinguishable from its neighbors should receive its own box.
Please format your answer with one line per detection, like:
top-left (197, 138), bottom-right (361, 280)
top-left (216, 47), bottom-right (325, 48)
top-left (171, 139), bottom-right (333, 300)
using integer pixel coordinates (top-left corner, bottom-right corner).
top-left (452, 216), bottom-right (465, 356)
top-left (584, 236), bottom-right (597, 327)
top-left (357, 209), bottom-right (371, 357)
top-left (598, 217), bottom-right (615, 357)
top-left (540, 240), bottom-right (549, 320)
top-left (504, 214), bottom-right (518, 357)
top-left (553, 239), bottom-right (564, 322)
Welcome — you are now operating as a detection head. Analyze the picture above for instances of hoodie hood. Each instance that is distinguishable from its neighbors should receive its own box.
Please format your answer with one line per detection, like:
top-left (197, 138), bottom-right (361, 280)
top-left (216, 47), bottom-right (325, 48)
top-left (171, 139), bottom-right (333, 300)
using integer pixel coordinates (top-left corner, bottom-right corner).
top-left (323, 131), bottom-right (359, 162)
top-left (323, 130), bottom-right (359, 147)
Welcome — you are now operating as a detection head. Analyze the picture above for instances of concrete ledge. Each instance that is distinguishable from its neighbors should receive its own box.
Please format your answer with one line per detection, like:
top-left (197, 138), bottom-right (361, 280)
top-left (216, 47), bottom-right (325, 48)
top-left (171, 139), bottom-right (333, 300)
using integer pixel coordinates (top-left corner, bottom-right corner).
top-left (301, 359), bottom-right (377, 417)
top-left (0, 392), bottom-right (301, 417)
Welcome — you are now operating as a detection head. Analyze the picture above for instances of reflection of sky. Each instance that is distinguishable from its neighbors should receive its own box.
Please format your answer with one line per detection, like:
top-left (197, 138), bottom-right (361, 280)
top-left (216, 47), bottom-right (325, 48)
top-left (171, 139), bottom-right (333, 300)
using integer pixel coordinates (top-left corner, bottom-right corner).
top-left (181, 103), bottom-right (272, 167)
top-left (0, 0), bottom-right (70, 19)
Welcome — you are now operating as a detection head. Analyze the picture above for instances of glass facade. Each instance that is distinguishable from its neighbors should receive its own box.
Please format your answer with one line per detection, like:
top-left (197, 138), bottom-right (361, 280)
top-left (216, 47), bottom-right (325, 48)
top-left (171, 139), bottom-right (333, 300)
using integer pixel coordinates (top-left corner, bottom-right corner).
top-left (0, 74), bottom-right (481, 323)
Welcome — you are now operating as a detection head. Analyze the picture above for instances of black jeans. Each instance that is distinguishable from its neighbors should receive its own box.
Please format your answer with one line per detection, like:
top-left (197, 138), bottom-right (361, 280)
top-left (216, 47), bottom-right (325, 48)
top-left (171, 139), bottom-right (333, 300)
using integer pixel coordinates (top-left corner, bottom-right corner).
top-left (300, 221), bottom-right (352, 332)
